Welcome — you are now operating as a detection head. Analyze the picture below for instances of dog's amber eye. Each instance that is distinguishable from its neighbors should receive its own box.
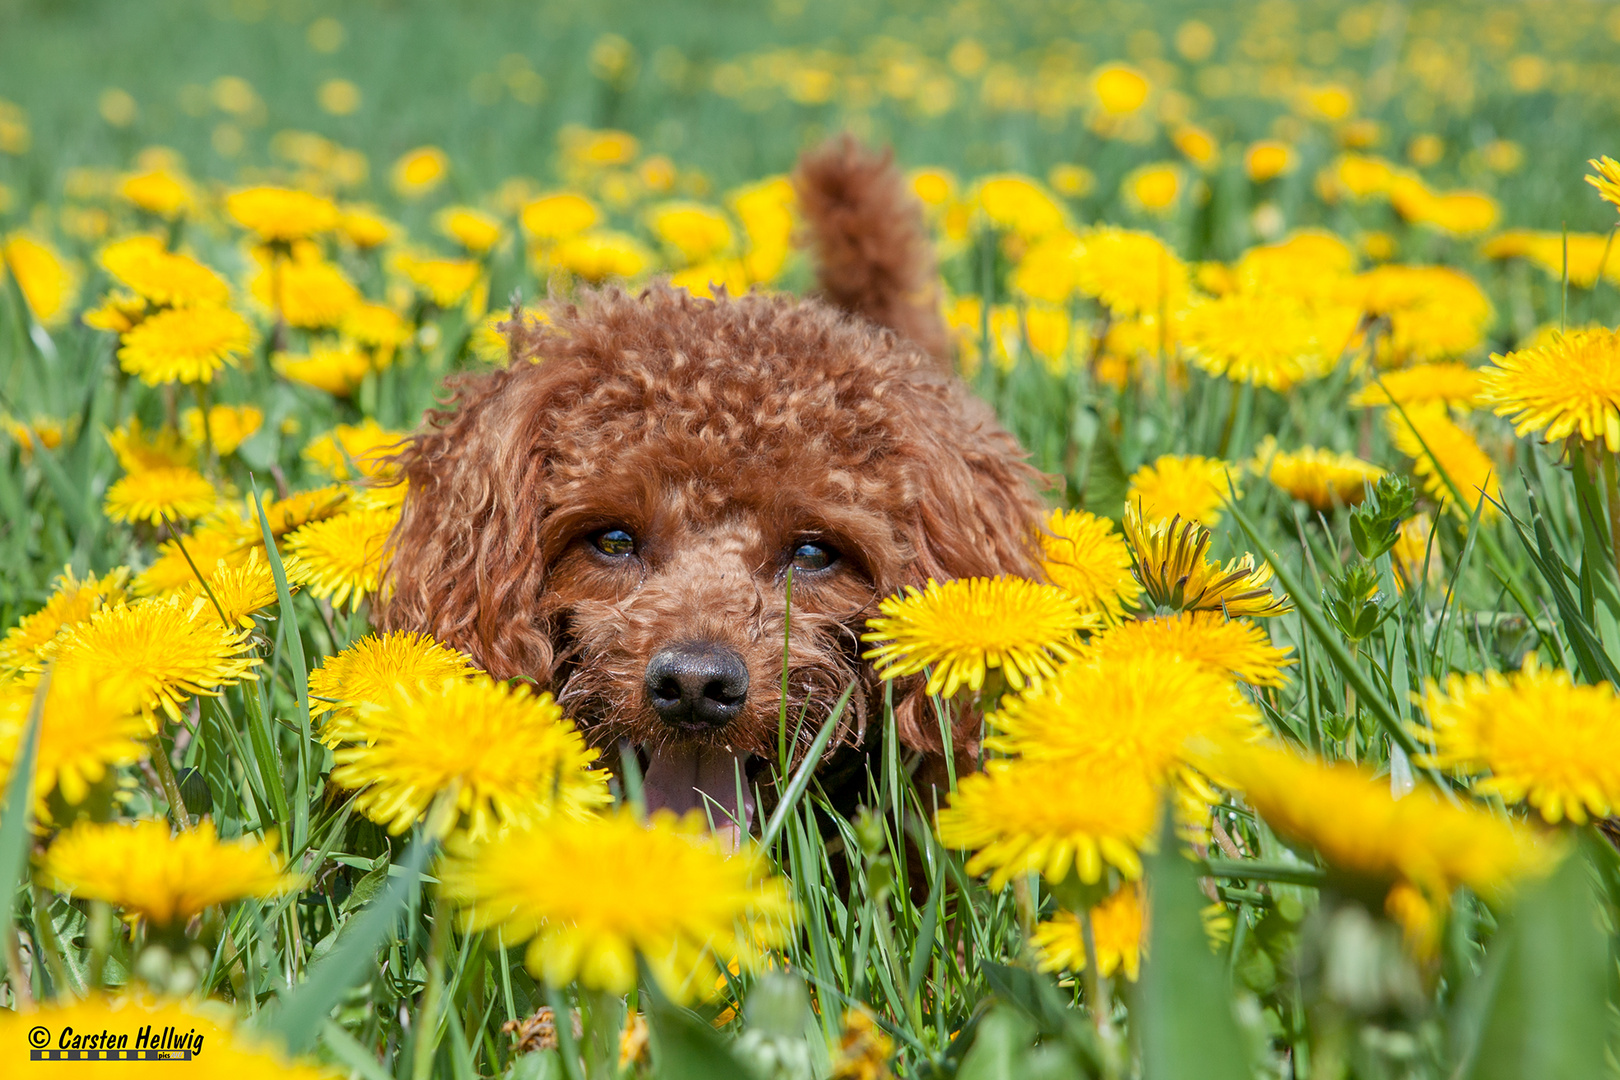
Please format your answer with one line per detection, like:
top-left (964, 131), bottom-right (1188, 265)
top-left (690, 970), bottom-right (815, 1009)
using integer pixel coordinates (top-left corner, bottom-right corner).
top-left (593, 528), bottom-right (636, 557)
top-left (790, 542), bottom-right (835, 572)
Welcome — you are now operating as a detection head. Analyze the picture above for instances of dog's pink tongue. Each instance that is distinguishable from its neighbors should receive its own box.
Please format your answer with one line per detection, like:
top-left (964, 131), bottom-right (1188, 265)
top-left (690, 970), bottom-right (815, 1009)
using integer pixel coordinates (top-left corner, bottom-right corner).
top-left (642, 745), bottom-right (755, 850)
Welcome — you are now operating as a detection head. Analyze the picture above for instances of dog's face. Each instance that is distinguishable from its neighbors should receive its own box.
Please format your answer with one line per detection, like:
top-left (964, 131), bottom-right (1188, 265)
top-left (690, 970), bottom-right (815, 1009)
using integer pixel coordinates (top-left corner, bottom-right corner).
top-left (380, 288), bottom-right (1044, 824)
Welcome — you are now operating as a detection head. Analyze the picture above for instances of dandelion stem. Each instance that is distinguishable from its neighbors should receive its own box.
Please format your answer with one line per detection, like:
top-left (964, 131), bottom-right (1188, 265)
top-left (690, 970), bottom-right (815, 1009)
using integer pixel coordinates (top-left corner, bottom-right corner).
top-left (150, 732), bottom-right (193, 831)
top-left (1079, 906), bottom-right (1121, 1080)
top-left (1602, 450), bottom-right (1620, 593)
top-left (410, 891), bottom-right (451, 1080)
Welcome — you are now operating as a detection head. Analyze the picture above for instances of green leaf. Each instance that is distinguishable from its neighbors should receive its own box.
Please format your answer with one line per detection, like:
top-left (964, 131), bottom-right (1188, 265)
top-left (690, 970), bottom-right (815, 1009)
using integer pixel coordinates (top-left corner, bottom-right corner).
top-left (641, 959), bottom-right (756, 1080)
top-left (1459, 845), bottom-right (1609, 1080)
top-left (954, 1005), bottom-right (1037, 1080)
top-left (1135, 819), bottom-right (1249, 1080)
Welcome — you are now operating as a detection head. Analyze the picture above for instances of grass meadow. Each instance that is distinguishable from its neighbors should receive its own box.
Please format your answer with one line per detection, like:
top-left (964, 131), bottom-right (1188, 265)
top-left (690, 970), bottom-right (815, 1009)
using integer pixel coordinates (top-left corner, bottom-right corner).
top-left (2, 0), bottom-right (1620, 1077)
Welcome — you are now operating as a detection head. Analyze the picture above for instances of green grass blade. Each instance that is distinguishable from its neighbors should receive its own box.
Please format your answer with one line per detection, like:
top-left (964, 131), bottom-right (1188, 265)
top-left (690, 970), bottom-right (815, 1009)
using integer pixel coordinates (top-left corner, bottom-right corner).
top-left (758, 683), bottom-right (852, 850)
top-left (259, 836), bottom-right (431, 1053)
top-left (0, 673), bottom-right (45, 990)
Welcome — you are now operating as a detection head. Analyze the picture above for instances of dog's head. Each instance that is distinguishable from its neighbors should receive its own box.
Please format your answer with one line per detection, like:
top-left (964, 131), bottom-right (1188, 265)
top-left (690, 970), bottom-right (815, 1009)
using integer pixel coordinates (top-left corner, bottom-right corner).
top-left (379, 286), bottom-right (1045, 824)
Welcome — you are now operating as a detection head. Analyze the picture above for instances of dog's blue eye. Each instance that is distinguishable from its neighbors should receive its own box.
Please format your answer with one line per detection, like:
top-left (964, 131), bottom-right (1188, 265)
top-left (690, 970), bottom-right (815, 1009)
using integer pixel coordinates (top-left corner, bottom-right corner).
top-left (791, 542), bottom-right (835, 572)
top-left (593, 529), bottom-right (636, 557)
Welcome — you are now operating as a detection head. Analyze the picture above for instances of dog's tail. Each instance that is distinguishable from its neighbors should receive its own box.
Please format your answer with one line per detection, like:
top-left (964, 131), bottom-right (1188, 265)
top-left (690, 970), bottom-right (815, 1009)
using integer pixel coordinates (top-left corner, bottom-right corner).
top-left (793, 134), bottom-right (951, 366)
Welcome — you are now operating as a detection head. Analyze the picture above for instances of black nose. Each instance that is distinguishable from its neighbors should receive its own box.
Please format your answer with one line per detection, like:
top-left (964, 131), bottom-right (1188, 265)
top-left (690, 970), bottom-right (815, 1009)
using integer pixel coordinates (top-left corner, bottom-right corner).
top-left (644, 642), bottom-right (749, 728)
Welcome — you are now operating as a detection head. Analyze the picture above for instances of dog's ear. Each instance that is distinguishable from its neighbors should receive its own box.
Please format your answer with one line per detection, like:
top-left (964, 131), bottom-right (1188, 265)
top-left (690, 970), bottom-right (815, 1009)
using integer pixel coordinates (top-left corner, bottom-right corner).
top-left (885, 385), bottom-right (1051, 755)
top-left (376, 364), bottom-right (558, 682)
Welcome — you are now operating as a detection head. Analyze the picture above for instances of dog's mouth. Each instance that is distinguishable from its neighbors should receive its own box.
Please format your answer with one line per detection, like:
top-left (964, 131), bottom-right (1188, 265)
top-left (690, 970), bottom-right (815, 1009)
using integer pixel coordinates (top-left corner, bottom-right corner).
top-left (640, 742), bottom-right (757, 850)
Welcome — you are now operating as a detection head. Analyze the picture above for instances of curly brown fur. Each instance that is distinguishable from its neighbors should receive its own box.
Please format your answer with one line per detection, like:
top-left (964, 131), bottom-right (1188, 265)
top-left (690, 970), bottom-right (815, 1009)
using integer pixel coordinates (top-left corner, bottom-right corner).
top-left (378, 286), bottom-right (1046, 779)
top-left (794, 134), bottom-right (951, 366)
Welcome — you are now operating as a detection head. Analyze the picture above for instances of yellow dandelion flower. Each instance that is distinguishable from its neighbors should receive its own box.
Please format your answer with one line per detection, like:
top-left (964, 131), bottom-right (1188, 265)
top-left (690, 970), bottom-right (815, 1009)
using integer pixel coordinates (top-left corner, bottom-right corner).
top-left (1085, 611), bottom-right (1294, 688)
top-left (437, 206), bottom-right (504, 254)
top-left (470, 306), bottom-right (548, 364)
top-left (54, 595), bottom-right (258, 726)
top-left (133, 526), bottom-right (255, 597)
top-left (1245, 141), bottom-right (1294, 182)
top-left (1032, 882), bottom-right (1146, 980)
top-left (330, 674), bottom-right (610, 839)
top-left (986, 654), bottom-right (1265, 801)
top-left (830, 1008), bottom-right (894, 1080)
top-left (1126, 454), bottom-right (1239, 527)
top-left (106, 417), bottom-right (192, 473)
top-left (441, 808), bottom-right (793, 1002)
top-left (98, 235), bottom-right (230, 308)
top-left (936, 754), bottom-right (1159, 887)
top-left (1481, 328), bottom-right (1620, 451)
top-left (1182, 292), bottom-right (1358, 391)
top-left (1232, 230), bottom-right (1357, 303)
top-left (302, 419), bottom-right (407, 479)
top-left (0, 566), bottom-right (127, 673)
top-left (549, 230), bottom-right (652, 282)
top-left (1251, 437), bottom-right (1385, 510)
top-left (1040, 508), bottom-right (1142, 622)
top-left (1385, 404), bottom-right (1500, 521)
top-left (282, 507), bottom-right (399, 611)
top-left (1348, 363), bottom-right (1483, 409)
top-left (1211, 743), bottom-right (1554, 911)
top-left (309, 630), bottom-right (476, 742)
top-left (1124, 162), bottom-right (1183, 214)
top-left (339, 203), bottom-right (397, 249)
top-left (521, 192), bottom-right (600, 244)
top-left (1419, 658), bottom-right (1620, 825)
top-left (861, 577), bottom-right (1096, 698)
top-left (1391, 511), bottom-right (1440, 591)
top-left (1585, 155), bottom-right (1620, 212)
top-left (392, 251), bottom-right (484, 309)
top-left (1073, 227), bottom-right (1189, 317)
top-left (341, 301), bottom-right (410, 361)
top-left (2, 233), bottom-right (77, 325)
top-left (1172, 125), bottom-right (1219, 169)
top-left (731, 176), bottom-right (796, 283)
top-left (0, 661), bottom-right (149, 816)
top-left (392, 146), bottom-right (449, 197)
top-left (180, 403), bottom-right (263, 456)
top-left (1092, 63), bottom-right (1151, 116)
top-left (259, 485), bottom-right (350, 536)
top-left (225, 185), bottom-right (341, 242)
top-left (82, 289), bottom-right (147, 333)
top-left (1124, 508), bottom-right (1291, 618)
top-left (0, 995), bottom-right (344, 1080)
top-left (973, 175), bottom-right (1068, 240)
top-left (1009, 231), bottom-right (1083, 304)
top-left (117, 304), bottom-right (253, 385)
top-left (648, 202), bottom-right (735, 265)
top-left (275, 342), bottom-right (373, 396)
top-left (178, 549), bottom-right (281, 628)
top-left (2, 413), bottom-right (66, 456)
top-left (1353, 265), bottom-right (1493, 366)
top-left (250, 243), bottom-right (361, 329)
top-left (42, 818), bottom-right (300, 926)
top-left (103, 465), bottom-right (218, 525)
top-left (1331, 153), bottom-right (1398, 200)
top-left (119, 166), bottom-right (195, 219)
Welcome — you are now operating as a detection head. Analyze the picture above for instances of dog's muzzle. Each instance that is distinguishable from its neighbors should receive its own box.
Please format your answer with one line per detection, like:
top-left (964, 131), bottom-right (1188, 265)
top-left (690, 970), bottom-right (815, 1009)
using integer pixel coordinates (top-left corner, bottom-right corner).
top-left (640, 641), bottom-right (756, 849)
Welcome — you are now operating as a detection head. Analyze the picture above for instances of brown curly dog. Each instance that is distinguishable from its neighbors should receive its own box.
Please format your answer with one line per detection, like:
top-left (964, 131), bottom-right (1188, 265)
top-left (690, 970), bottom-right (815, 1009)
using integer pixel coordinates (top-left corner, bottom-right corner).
top-left (378, 136), bottom-right (1048, 835)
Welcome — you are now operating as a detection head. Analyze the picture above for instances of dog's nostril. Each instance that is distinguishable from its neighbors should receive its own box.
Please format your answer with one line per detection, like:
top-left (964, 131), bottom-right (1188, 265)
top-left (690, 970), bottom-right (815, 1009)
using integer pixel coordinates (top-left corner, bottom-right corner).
top-left (644, 642), bottom-right (750, 727)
